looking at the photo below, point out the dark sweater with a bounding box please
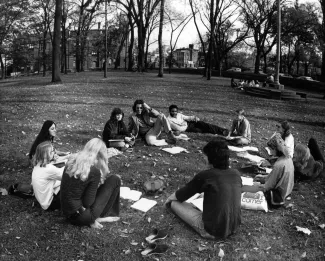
[175,168,242,239]
[102,119,130,147]
[60,166,101,216]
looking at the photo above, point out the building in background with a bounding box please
[174,44,198,68]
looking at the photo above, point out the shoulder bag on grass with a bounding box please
[8,183,34,199]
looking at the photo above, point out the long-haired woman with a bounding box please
[60,138,120,229]
[29,120,69,160]
[31,141,64,210]
[102,108,134,150]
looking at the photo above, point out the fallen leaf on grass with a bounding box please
[296,226,311,235]
[130,241,138,246]
[198,246,208,251]
[318,224,325,229]
[0,188,8,195]
[124,249,131,254]
[301,252,307,258]
[285,203,294,209]
[218,248,225,259]
[147,217,151,223]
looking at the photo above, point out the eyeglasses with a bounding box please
[276,125,281,128]
[136,107,143,110]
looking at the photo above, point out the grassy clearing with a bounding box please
[0,71,324,261]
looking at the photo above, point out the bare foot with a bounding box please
[90,220,103,229]
[96,217,120,223]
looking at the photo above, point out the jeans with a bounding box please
[186,121,228,136]
[170,201,215,239]
[308,138,324,162]
[145,114,172,146]
[69,175,121,226]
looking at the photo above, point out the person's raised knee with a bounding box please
[106,174,121,186]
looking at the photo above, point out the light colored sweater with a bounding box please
[167,113,196,132]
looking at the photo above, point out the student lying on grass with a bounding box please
[29,120,70,161]
[293,138,325,182]
[128,99,177,146]
[31,141,64,211]
[167,104,229,136]
[225,109,251,146]
[102,108,135,151]
[165,139,263,240]
[60,138,120,229]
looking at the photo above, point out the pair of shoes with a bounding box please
[145,228,168,243]
[141,229,169,256]
[141,243,168,256]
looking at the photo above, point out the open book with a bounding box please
[130,198,157,212]
[120,187,142,201]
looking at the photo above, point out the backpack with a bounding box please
[8,183,34,199]
[143,180,166,195]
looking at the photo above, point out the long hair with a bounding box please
[29,120,55,159]
[110,108,124,121]
[65,138,109,181]
[32,141,53,167]
[293,144,310,170]
[280,121,291,139]
[132,99,144,112]
[203,139,230,169]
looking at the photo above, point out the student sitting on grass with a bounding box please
[293,138,325,182]
[102,108,134,150]
[60,138,120,229]
[128,99,177,146]
[31,141,64,211]
[254,134,294,208]
[29,120,70,161]
[226,109,251,146]
[167,104,228,136]
[165,139,262,240]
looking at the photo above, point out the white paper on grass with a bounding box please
[177,134,190,141]
[296,226,312,235]
[241,176,254,186]
[186,193,204,212]
[130,198,157,212]
[120,187,142,201]
[237,151,266,164]
[228,146,259,152]
[162,146,189,154]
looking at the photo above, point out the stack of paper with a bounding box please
[228,146,259,152]
[120,187,142,201]
[162,146,189,154]
[241,176,254,186]
[131,198,157,212]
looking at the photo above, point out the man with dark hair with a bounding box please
[128,100,177,146]
[165,139,262,239]
[226,109,251,145]
[167,105,229,136]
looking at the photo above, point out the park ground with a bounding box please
[0,71,324,261]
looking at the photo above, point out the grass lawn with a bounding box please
[0,71,324,261]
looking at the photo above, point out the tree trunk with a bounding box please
[207,0,214,80]
[114,34,126,69]
[254,49,261,74]
[127,21,134,71]
[321,49,325,81]
[52,0,62,82]
[158,0,165,77]
[42,31,47,76]
[0,53,4,79]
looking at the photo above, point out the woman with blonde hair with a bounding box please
[293,138,325,181]
[60,138,121,229]
[31,141,64,210]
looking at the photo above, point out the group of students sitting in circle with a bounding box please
[28,99,324,240]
